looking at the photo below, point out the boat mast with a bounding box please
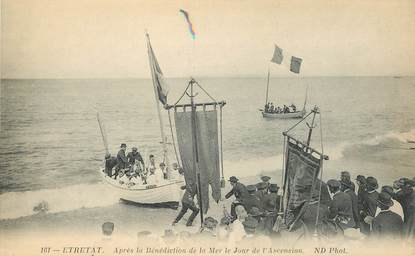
[265,66,270,106]
[302,85,308,111]
[146,33,169,167]
[189,78,204,227]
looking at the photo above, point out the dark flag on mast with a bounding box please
[146,34,168,105]
[290,56,303,74]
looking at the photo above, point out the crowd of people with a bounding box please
[104,143,183,187]
[171,172,415,243]
[264,102,297,114]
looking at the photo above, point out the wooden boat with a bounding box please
[96,33,184,209]
[260,68,308,119]
[261,108,306,119]
[98,168,184,209]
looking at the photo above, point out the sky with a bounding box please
[1,0,415,78]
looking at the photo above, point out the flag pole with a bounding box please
[189,78,204,228]
[265,65,270,106]
[146,33,170,168]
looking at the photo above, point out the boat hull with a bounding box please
[99,169,184,209]
[262,109,306,119]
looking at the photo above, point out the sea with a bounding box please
[0,76,414,241]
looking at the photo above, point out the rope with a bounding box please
[167,109,181,166]
[284,110,314,135]
[280,135,287,214]
[219,105,225,187]
[172,82,191,106]
[194,81,218,103]
[314,110,325,234]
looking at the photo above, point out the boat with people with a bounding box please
[96,33,185,209]
[259,44,307,119]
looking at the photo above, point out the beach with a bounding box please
[1,76,414,242]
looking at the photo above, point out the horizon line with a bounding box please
[1,74,414,80]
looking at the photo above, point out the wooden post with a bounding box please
[189,79,204,227]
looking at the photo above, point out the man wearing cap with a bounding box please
[372,192,404,239]
[104,153,118,177]
[393,178,415,239]
[127,147,144,170]
[197,217,219,242]
[261,176,271,192]
[241,216,272,247]
[241,185,262,213]
[359,176,379,235]
[327,179,355,230]
[225,176,249,219]
[116,143,129,173]
[255,182,268,201]
[172,184,199,227]
[341,181,360,229]
[225,176,249,201]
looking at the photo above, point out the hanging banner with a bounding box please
[285,140,321,211]
[174,110,221,213]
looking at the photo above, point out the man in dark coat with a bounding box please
[341,181,360,229]
[327,179,355,230]
[315,179,332,206]
[340,171,355,190]
[300,194,330,235]
[225,176,249,219]
[372,192,404,239]
[260,176,271,193]
[255,182,268,201]
[242,185,262,212]
[359,176,379,235]
[172,184,199,226]
[261,184,281,234]
[394,178,415,239]
[116,143,129,171]
[104,153,117,177]
[225,176,249,201]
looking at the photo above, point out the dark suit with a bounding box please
[261,193,281,212]
[359,190,379,235]
[104,156,117,176]
[127,151,144,165]
[116,149,129,170]
[301,201,329,234]
[372,210,404,239]
[329,191,355,229]
[345,188,360,228]
[174,187,199,226]
[225,182,249,200]
[395,189,415,239]
[242,194,262,212]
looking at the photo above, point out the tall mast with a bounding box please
[146,33,169,167]
[265,66,270,106]
[189,79,204,227]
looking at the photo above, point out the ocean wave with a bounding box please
[0,183,119,220]
[325,128,415,160]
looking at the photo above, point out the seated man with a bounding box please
[291,104,297,112]
[117,170,131,185]
[159,163,169,180]
[147,155,157,174]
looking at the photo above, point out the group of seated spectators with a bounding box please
[104,143,183,187]
[264,102,297,114]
